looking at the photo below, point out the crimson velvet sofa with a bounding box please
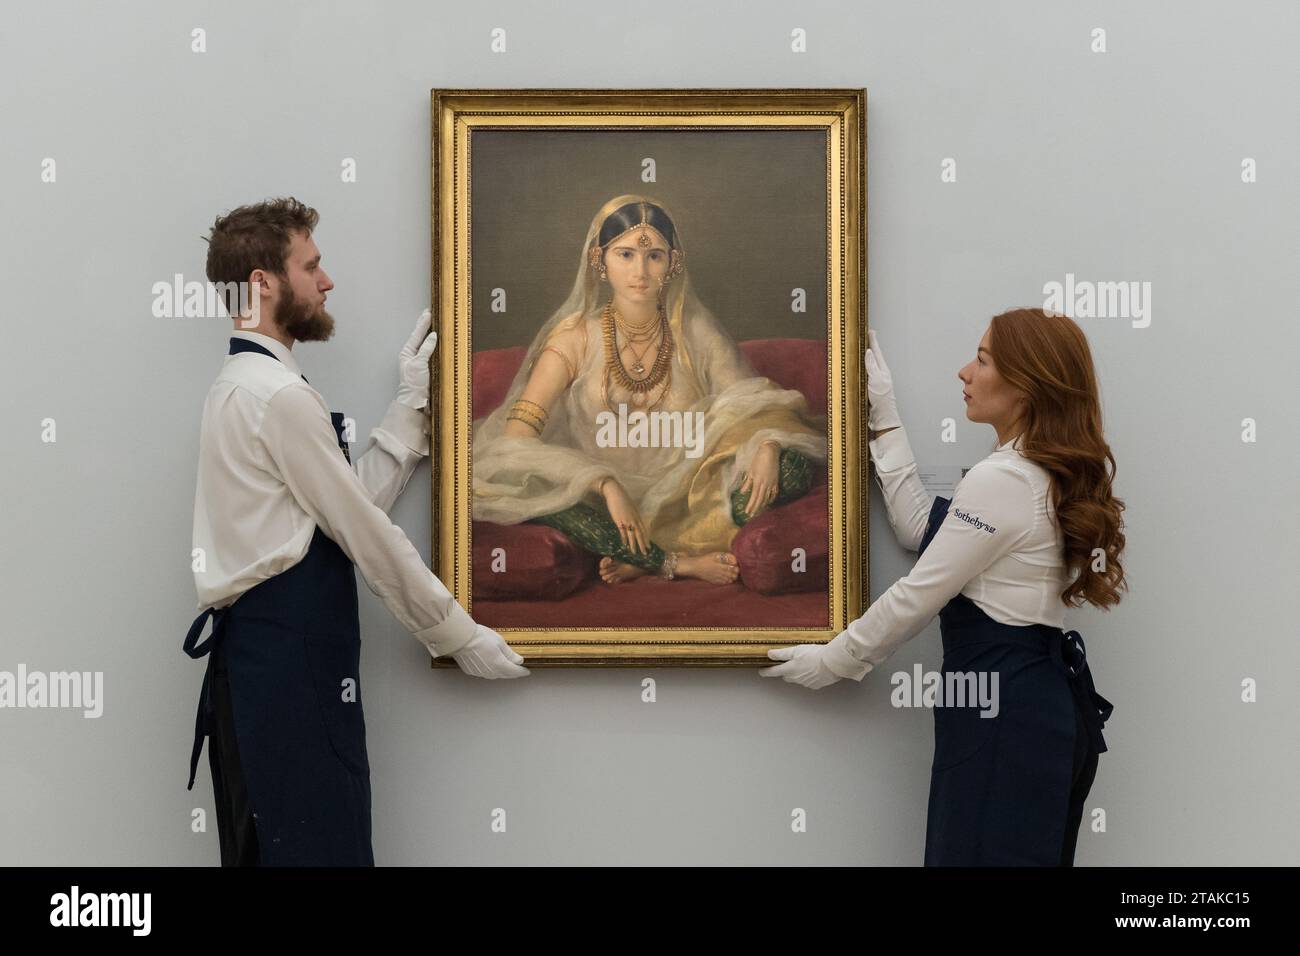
[469,337,830,628]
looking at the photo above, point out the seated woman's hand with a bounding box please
[601,478,651,555]
[738,441,781,517]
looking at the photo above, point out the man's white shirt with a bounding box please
[191,330,476,659]
[823,426,1072,680]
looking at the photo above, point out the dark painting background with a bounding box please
[469,128,829,352]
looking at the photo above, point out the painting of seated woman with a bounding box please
[470,194,830,628]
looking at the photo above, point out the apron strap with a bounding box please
[1051,628,1115,755]
[183,605,226,658]
[182,606,228,790]
[227,338,349,462]
[229,336,284,365]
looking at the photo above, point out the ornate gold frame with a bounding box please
[430,88,867,667]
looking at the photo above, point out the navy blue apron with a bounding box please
[917,495,1114,866]
[183,337,372,865]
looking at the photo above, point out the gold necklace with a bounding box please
[601,360,672,414]
[601,303,672,406]
[622,326,660,375]
[616,320,660,347]
[610,304,659,337]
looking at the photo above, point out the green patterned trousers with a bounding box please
[528,448,814,572]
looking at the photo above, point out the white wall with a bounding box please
[1,0,1296,865]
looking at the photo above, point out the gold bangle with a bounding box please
[506,410,545,435]
[507,411,546,430]
[508,400,548,427]
[508,405,546,424]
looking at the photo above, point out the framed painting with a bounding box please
[430,88,867,666]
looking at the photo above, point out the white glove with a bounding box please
[758,643,845,689]
[450,623,530,679]
[865,328,902,432]
[396,309,438,410]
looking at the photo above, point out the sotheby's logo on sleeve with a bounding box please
[953,508,996,534]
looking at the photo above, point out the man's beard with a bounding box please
[277,289,335,342]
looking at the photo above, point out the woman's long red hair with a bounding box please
[989,309,1128,610]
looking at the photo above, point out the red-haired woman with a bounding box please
[762,309,1126,866]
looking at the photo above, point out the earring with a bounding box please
[665,249,684,281]
[656,250,683,288]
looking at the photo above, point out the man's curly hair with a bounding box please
[204,196,319,288]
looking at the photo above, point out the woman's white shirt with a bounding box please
[822,426,1071,680]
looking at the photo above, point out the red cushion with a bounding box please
[473,346,529,420]
[472,520,595,601]
[739,338,826,411]
[730,463,829,595]
[469,336,828,601]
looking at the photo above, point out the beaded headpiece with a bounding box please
[588,203,685,280]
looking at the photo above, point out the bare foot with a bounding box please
[674,551,740,585]
[599,555,650,584]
